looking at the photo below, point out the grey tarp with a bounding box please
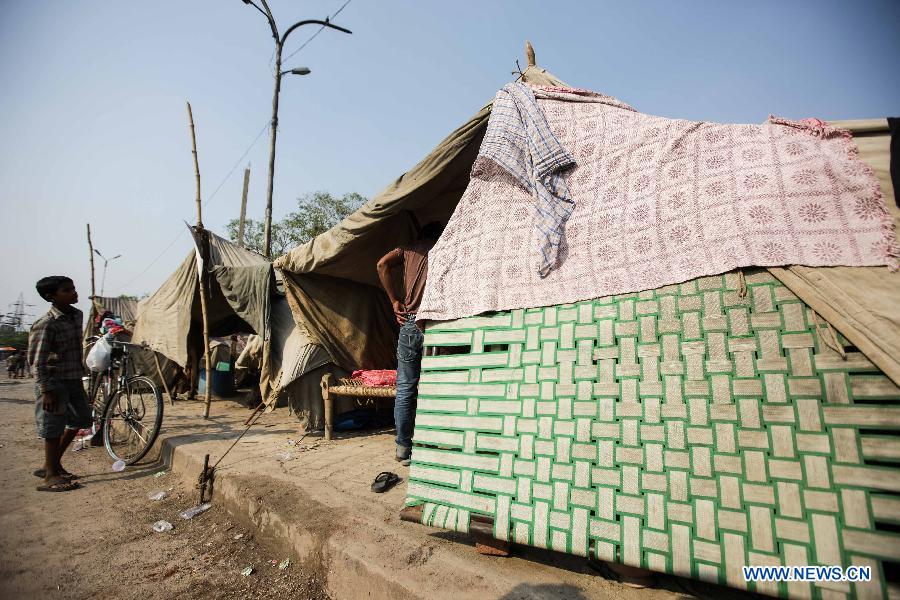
[274,65,567,371]
[129,348,181,391]
[276,70,899,386]
[283,362,355,432]
[212,264,272,338]
[132,229,269,369]
[235,300,344,430]
[134,228,340,407]
[267,297,331,390]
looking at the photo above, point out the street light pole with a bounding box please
[94,249,122,297]
[241,0,351,258]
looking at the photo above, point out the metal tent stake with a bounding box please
[198,453,213,504]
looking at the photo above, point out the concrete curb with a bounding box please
[150,413,664,600]
[157,432,424,599]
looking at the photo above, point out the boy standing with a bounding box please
[29,276,92,492]
[376,222,444,467]
[7,351,19,379]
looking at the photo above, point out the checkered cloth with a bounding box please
[474,82,576,277]
[28,306,85,393]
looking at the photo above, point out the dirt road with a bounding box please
[0,378,327,599]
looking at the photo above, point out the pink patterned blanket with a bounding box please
[350,369,396,387]
[418,85,898,323]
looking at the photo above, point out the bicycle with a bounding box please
[85,336,164,464]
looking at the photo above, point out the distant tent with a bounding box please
[82,295,139,345]
[132,227,338,408]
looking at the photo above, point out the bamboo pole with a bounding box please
[237,166,250,248]
[153,351,175,406]
[87,223,96,298]
[186,101,213,419]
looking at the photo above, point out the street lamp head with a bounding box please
[289,67,311,76]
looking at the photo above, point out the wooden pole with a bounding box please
[86,223,96,298]
[237,165,250,248]
[153,351,175,406]
[188,102,204,229]
[187,101,213,419]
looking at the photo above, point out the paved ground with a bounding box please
[0,378,328,600]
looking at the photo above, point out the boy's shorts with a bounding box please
[34,379,93,439]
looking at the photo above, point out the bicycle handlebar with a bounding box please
[108,340,149,350]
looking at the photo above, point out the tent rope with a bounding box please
[811,310,847,360]
[210,405,267,471]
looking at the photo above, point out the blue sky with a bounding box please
[1,0,898,325]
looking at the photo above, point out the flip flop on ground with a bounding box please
[36,478,80,493]
[371,471,400,493]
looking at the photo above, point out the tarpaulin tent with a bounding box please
[86,295,138,328]
[82,295,138,345]
[132,227,337,409]
[275,58,900,390]
[273,63,568,373]
[270,43,896,596]
[234,304,350,431]
[387,70,899,596]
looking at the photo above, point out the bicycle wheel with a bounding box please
[88,372,109,411]
[87,373,108,438]
[102,375,163,464]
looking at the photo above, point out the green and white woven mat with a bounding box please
[404,271,900,598]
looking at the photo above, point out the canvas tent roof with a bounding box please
[132,228,331,403]
[274,64,567,372]
[132,228,272,369]
[275,61,900,386]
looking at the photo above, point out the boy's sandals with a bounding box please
[33,468,79,480]
[36,478,80,493]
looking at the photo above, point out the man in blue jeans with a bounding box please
[377,222,444,466]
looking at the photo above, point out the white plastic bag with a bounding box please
[86,336,112,372]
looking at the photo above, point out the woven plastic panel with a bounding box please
[405,271,900,598]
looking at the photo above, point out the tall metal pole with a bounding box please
[243,0,351,258]
[186,101,213,420]
[262,50,282,258]
[238,165,251,247]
